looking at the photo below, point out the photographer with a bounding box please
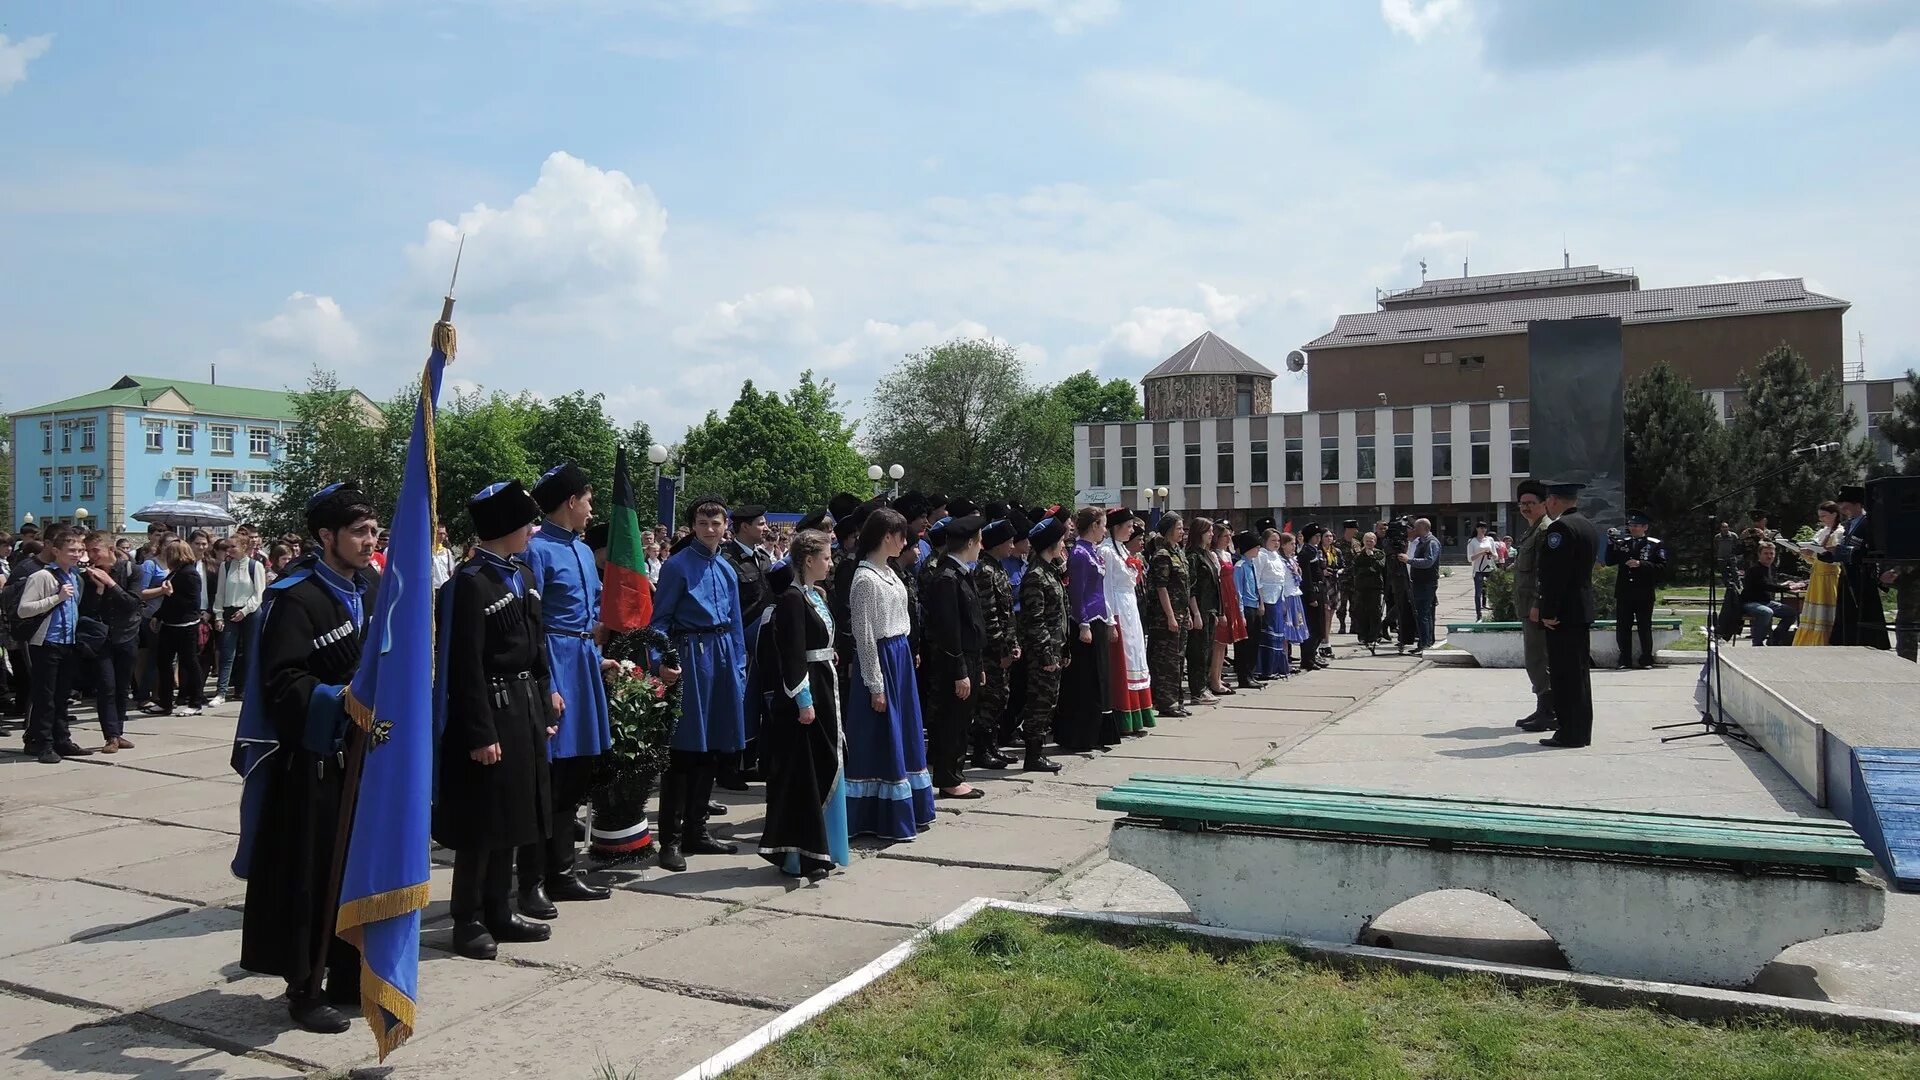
[1382,517,1415,652]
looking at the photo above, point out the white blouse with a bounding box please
[849,560,912,694]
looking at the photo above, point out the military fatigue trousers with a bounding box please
[975,659,1013,751]
[1022,660,1061,740]
[1148,628,1185,713]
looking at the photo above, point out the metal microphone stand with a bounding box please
[1656,455,1822,746]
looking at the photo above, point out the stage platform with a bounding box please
[1712,649,1920,889]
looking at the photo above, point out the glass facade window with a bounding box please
[1356,435,1376,480]
[1321,435,1340,481]
[1153,444,1170,487]
[60,423,72,452]
[1510,427,1530,474]
[176,468,196,498]
[211,425,236,454]
[80,469,97,499]
[1393,433,1414,478]
[249,427,273,456]
[1284,437,1303,483]
[40,469,52,499]
[1236,389,1253,416]
[1870,413,1894,463]
[1250,440,1268,483]
[1089,455,1107,487]
[59,468,73,500]
[41,422,52,453]
[145,420,164,451]
[1184,442,1202,485]
[1432,431,1452,476]
[1471,429,1491,476]
[210,470,235,492]
[175,422,195,453]
[1121,445,1138,488]
[1218,446,1235,484]
[79,419,96,451]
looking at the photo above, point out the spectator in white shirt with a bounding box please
[1467,521,1500,620]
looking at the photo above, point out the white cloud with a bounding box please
[255,292,364,363]
[0,33,53,94]
[408,151,668,308]
[1090,283,1258,362]
[1379,0,1468,41]
[860,0,1119,33]
[672,285,817,352]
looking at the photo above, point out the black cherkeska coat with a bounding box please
[758,582,842,876]
[432,555,554,852]
[239,561,377,988]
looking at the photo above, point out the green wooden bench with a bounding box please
[1098,774,1883,987]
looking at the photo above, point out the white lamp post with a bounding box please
[1138,487,1153,509]
[867,463,884,495]
[887,463,905,498]
[1155,485,1169,507]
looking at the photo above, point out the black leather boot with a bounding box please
[485,912,552,943]
[545,873,610,902]
[1023,740,1062,773]
[288,993,351,1034]
[682,761,738,856]
[515,843,557,919]
[452,920,498,960]
[656,766,687,872]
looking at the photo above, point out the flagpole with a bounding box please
[307,250,461,1009]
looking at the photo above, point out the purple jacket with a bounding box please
[1067,539,1109,628]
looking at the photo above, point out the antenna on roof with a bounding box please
[1462,242,1470,279]
[1562,235,1570,270]
[210,363,216,386]
[1418,259,1427,282]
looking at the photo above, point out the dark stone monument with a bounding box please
[1527,317,1626,530]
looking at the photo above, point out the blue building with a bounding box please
[7,375,375,533]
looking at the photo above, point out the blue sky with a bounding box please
[3,0,1917,439]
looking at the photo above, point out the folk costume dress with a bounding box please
[758,578,850,877]
[844,561,936,839]
[1214,549,1248,646]
[1277,555,1311,645]
[1793,526,1841,647]
[1252,545,1290,677]
[1058,538,1115,751]
[1102,537,1154,734]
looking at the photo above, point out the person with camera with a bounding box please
[1605,511,1667,669]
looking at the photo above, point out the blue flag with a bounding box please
[335,333,448,1060]
[657,473,677,534]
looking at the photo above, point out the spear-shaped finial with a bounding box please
[433,234,464,359]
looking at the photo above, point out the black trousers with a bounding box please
[155,623,205,711]
[1545,625,1593,746]
[26,642,77,750]
[94,639,136,741]
[925,670,975,788]
[451,846,516,925]
[1300,600,1325,670]
[519,754,597,888]
[1233,607,1260,686]
[1186,614,1216,695]
[1615,589,1656,666]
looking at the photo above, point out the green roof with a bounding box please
[12,375,307,422]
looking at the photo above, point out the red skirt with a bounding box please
[1215,557,1248,643]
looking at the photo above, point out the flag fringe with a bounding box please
[340,923,422,1062]
[336,881,430,932]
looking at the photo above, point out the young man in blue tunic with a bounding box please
[516,462,613,917]
[648,495,748,872]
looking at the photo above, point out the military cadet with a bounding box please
[518,463,613,916]
[1512,481,1557,732]
[1017,515,1068,772]
[1533,481,1601,749]
[1605,510,1667,670]
[971,517,1021,765]
[1298,523,1329,670]
[922,514,991,795]
[1145,514,1191,717]
[235,483,378,1034]
[720,504,773,788]
[1336,520,1361,635]
[436,481,554,961]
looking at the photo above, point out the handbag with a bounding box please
[73,615,110,658]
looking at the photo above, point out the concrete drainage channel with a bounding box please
[678,898,1920,1078]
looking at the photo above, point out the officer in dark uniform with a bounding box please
[1534,481,1601,749]
[1604,510,1667,670]
[720,505,773,787]
[436,481,554,961]
[1336,520,1361,635]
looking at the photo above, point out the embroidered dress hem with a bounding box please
[844,634,938,841]
[1108,634,1155,732]
[1277,595,1311,643]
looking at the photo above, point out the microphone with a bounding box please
[1791,442,1841,455]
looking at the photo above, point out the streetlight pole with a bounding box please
[888,463,904,500]
[867,464,884,498]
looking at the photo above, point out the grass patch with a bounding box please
[729,909,1920,1080]
[1672,613,1709,652]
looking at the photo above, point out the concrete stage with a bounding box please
[1710,648,1920,888]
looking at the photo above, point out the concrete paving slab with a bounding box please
[0,759,191,811]
[423,889,725,970]
[608,846,807,907]
[2,906,244,1011]
[759,858,1049,927]
[81,732,236,759]
[0,876,191,959]
[958,789,1124,823]
[56,777,236,825]
[145,947,555,1071]
[0,990,105,1055]
[875,813,1106,873]
[611,908,911,1006]
[387,975,771,1080]
[136,805,242,836]
[111,745,235,781]
[84,841,247,907]
[3,821,234,882]
[1043,752,1243,789]
[5,1018,301,1080]
[0,805,121,851]
[1033,857,1192,921]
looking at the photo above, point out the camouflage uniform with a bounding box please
[1145,538,1191,713]
[973,557,1018,749]
[1017,556,1069,740]
[1336,539,1361,633]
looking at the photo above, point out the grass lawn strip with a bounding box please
[728,908,1920,1080]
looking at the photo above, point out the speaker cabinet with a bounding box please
[1867,476,1920,561]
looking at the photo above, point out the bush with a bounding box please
[1480,565,1615,623]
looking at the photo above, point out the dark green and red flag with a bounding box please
[601,446,654,631]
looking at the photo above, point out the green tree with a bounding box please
[434,389,538,539]
[681,381,826,512]
[614,419,662,526]
[994,388,1077,506]
[1878,370,1920,476]
[785,370,873,503]
[1624,362,1730,580]
[867,338,1033,501]
[522,391,619,490]
[1050,371,1143,424]
[1727,344,1874,535]
[261,368,402,537]
[0,396,12,525]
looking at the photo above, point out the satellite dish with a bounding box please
[1285,350,1306,373]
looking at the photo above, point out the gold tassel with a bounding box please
[431,320,457,360]
[336,882,431,935]
[344,688,375,731]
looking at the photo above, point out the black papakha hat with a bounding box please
[533,462,591,513]
[468,481,541,542]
